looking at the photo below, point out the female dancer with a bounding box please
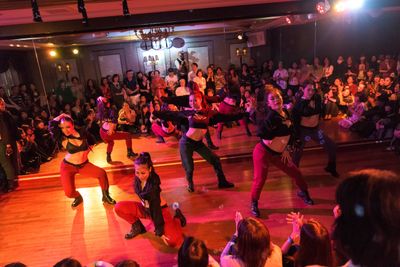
[153,92,242,192]
[49,113,116,207]
[216,84,252,139]
[115,152,186,247]
[292,83,339,177]
[96,96,137,163]
[251,88,313,218]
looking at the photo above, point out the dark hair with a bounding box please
[112,74,120,82]
[178,236,209,267]
[296,219,334,267]
[126,69,134,74]
[192,62,198,67]
[4,263,27,267]
[101,77,109,86]
[333,169,400,267]
[71,76,79,82]
[134,152,153,169]
[236,217,271,267]
[196,69,203,76]
[115,259,140,267]
[53,257,82,267]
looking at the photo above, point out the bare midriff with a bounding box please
[186,128,207,141]
[262,135,290,153]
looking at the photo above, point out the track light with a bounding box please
[237,33,247,41]
[122,0,130,16]
[77,0,89,24]
[285,16,292,24]
[31,0,42,22]
[316,0,331,14]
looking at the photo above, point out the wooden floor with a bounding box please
[1,120,397,267]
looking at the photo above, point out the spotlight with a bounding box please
[49,50,57,57]
[72,48,79,55]
[334,0,364,12]
[9,44,14,47]
[77,0,89,24]
[348,0,364,10]
[122,0,130,16]
[285,16,292,24]
[334,1,346,12]
[31,0,43,22]
[316,0,330,14]
[236,33,247,41]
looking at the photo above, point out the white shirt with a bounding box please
[175,86,190,96]
[273,69,288,90]
[194,76,206,94]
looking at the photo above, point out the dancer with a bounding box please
[153,92,241,192]
[216,84,252,139]
[49,113,116,207]
[292,83,339,177]
[161,82,219,150]
[115,152,186,247]
[251,88,313,218]
[96,97,137,163]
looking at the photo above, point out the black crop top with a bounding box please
[65,136,89,154]
[153,109,244,130]
[257,109,293,140]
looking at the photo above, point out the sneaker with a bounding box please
[218,180,235,189]
[324,166,340,178]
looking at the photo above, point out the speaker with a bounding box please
[247,31,266,47]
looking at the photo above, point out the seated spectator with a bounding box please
[85,108,101,143]
[117,102,138,134]
[339,93,367,129]
[19,126,41,173]
[178,236,220,267]
[33,118,56,161]
[221,212,282,267]
[115,260,140,267]
[138,104,151,135]
[333,169,400,267]
[54,257,82,267]
[281,212,334,267]
[324,85,340,120]
[338,86,354,114]
[175,79,190,96]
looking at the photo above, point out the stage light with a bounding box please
[49,50,57,57]
[237,33,244,40]
[285,16,292,24]
[31,0,43,22]
[348,0,364,10]
[122,0,130,16]
[16,44,21,47]
[9,44,14,47]
[334,1,346,12]
[72,48,79,55]
[316,0,331,14]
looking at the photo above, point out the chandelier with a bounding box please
[134,27,174,50]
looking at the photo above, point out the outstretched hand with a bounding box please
[286,212,304,239]
[160,235,170,246]
[234,211,243,236]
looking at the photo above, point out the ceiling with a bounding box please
[0,0,295,26]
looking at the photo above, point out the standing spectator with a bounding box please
[288,61,300,95]
[85,79,100,102]
[138,72,151,101]
[194,69,207,94]
[100,77,112,100]
[165,68,178,96]
[311,57,324,83]
[124,69,140,106]
[110,74,125,110]
[175,51,189,81]
[0,98,20,191]
[345,56,357,78]
[214,67,226,93]
[188,63,199,82]
[55,80,74,106]
[273,61,289,90]
[151,70,167,101]
[334,55,346,80]
[206,66,216,94]
[70,76,85,102]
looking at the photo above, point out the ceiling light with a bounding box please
[285,16,292,24]
[348,0,364,10]
[72,48,79,55]
[49,50,57,57]
[334,1,346,12]
[23,45,28,48]
[236,33,247,41]
[9,44,14,47]
[316,0,331,14]
[16,44,21,47]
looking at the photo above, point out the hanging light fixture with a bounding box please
[77,0,89,24]
[31,0,43,22]
[134,27,174,50]
[122,0,130,16]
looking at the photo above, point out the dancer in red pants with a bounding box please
[250,88,313,218]
[96,97,137,163]
[115,152,186,247]
[49,113,116,207]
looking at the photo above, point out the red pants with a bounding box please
[60,160,109,198]
[151,123,174,138]
[100,128,132,153]
[217,101,248,134]
[115,201,183,247]
[251,142,308,201]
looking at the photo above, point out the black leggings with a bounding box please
[179,136,226,185]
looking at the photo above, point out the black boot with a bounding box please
[102,190,116,205]
[125,220,146,239]
[218,177,235,189]
[297,190,314,205]
[246,127,252,137]
[127,148,138,158]
[324,162,339,177]
[187,181,195,193]
[174,207,187,227]
[251,200,260,218]
[156,136,166,143]
[71,194,83,207]
[208,143,219,150]
[106,152,112,163]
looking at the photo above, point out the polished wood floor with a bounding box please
[1,120,397,267]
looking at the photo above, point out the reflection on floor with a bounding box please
[1,135,398,266]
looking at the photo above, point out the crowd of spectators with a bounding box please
[1,53,400,182]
